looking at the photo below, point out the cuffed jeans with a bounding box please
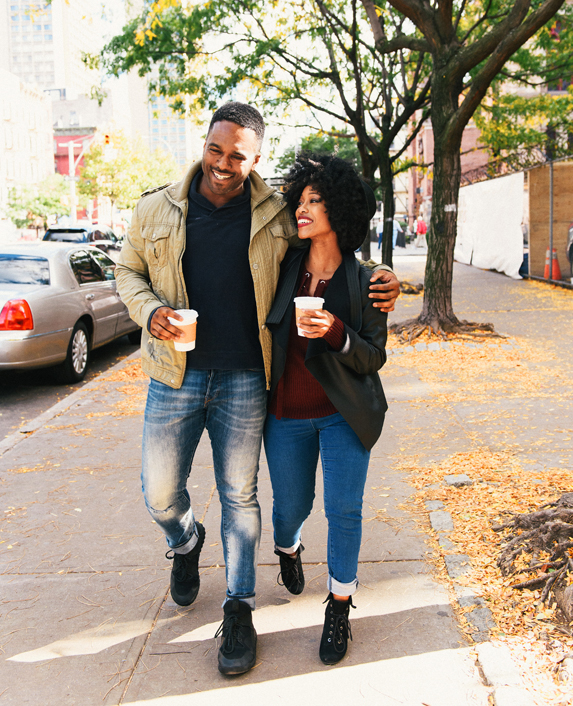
[142,369,266,607]
[263,412,370,596]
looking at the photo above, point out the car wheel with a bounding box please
[56,321,90,384]
[127,328,142,345]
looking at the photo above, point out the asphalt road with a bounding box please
[0,335,140,440]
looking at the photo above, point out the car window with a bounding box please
[91,230,105,241]
[89,249,116,280]
[69,250,104,284]
[0,255,50,285]
[45,230,88,243]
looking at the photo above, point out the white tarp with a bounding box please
[455,171,524,279]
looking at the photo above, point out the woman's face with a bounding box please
[295,185,335,241]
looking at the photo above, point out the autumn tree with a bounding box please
[7,174,71,232]
[79,131,180,227]
[475,8,573,171]
[363,0,567,339]
[99,0,431,267]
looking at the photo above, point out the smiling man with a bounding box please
[115,102,399,676]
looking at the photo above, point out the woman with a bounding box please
[263,154,388,665]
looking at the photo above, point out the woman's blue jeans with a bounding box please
[142,369,266,607]
[263,412,370,596]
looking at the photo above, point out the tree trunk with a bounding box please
[356,142,379,263]
[379,153,395,269]
[360,228,372,261]
[418,140,462,330]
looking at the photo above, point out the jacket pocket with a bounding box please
[270,224,290,239]
[141,225,173,271]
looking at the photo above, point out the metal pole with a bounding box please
[68,141,77,226]
[549,160,554,280]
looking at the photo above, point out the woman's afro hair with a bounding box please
[283,153,373,252]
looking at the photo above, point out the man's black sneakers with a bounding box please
[215,599,257,675]
[275,543,305,595]
[165,522,206,606]
[319,593,355,665]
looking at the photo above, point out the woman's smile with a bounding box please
[295,186,336,240]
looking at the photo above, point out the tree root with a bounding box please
[494,494,573,618]
[389,316,507,345]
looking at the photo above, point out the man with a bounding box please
[376,217,403,250]
[115,102,400,676]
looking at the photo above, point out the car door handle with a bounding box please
[85,293,95,301]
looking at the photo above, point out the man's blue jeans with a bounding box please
[263,412,370,596]
[142,369,266,607]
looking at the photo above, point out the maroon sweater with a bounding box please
[268,269,346,419]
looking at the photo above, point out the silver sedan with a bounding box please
[0,242,140,383]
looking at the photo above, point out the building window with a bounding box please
[45,34,52,40]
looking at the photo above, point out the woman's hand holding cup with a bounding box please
[296,308,335,338]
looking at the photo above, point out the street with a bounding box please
[0,335,140,440]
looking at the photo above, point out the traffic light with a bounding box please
[104,134,110,145]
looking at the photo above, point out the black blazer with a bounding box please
[266,247,388,451]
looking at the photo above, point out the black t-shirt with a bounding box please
[181,172,264,370]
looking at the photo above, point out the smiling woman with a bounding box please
[263,153,388,666]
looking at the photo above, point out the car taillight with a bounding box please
[0,299,34,331]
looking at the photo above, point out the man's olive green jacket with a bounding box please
[115,160,390,389]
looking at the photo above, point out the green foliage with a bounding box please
[275,132,361,173]
[475,90,573,168]
[79,131,181,210]
[99,0,431,187]
[7,174,70,229]
[475,4,573,168]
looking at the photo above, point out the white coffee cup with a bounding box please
[294,296,324,337]
[167,309,198,351]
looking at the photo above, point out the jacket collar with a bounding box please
[267,248,362,332]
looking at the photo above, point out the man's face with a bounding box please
[200,120,261,205]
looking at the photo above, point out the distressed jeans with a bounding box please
[263,412,370,596]
[142,369,266,607]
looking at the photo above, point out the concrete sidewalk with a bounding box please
[1,259,572,705]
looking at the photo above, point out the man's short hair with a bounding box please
[208,102,265,148]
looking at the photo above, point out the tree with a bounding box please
[274,131,361,173]
[363,0,567,339]
[475,90,573,171]
[99,0,431,267]
[7,174,70,232]
[79,131,180,227]
[474,9,573,170]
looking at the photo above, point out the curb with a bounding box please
[424,493,535,701]
[424,475,496,643]
[476,643,536,706]
[0,350,142,458]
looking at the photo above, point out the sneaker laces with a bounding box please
[165,550,192,582]
[214,613,244,655]
[277,556,303,587]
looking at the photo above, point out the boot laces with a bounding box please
[324,596,355,653]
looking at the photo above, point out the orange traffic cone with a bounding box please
[544,248,562,280]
